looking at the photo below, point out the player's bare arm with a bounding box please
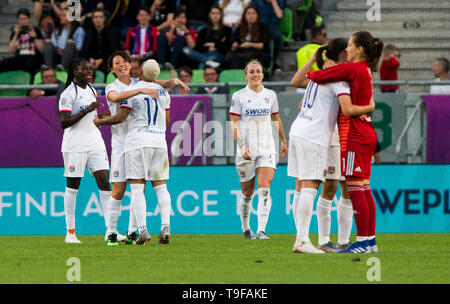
[291,55,315,89]
[338,95,375,116]
[230,114,251,160]
[60,101,103,129]
[271,113,287,158]
[94,108,131,128]
[156,78,190,92]
[107,88,159,103]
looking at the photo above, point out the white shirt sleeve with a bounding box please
[229,92,241,116]
[271,91,279,114]
[58,88,74,112]
[165,91,171,110]
[329,81,351,98]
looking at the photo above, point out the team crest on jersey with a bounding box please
[69,165,76,172]
[240,171,245,178]
[323,169,328,177]
[247,99,252,103]
[264,97,270,103]
[113,171,119,177]
[328,166,335,174]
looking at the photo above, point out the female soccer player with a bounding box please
[59,58,111,243]
[307,31,384,253]
[289,38,375,253]
[230,59,287,240]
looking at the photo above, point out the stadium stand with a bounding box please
[33,70,68,84]
[0,70,31,96]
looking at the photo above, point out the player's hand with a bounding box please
[241,145,252,160]
[86,101,103,113]
[170,78,190,92]
[93,115,101,128]
[323,59,337,69]
[98,110,111,119]
[140,88,159,99]
[280,141,287,158]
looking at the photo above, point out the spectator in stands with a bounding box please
[295,24,326,71]
[130,57,142,79]
[28,66,65,99]
[196,66,229,94]
[43,7,86,70]
[180,0,214,31]
[380,44,400,93]
[79,1,108,27]
[225,5,271,69]
[81,8,117,75]
[149,0,177,31]
[32,0,63,23]
[157,9,198,69]
[219,0,250,29]
[171,65,194,94]
[0,8,44,73]
[430,57,450,94]
[182,5,232,69]
[123,7,159,63]
[38,15,56,40]
[252,0,285,72]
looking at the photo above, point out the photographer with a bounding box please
[0,8,44,73]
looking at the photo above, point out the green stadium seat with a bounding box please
[94,70,105,83]
[33,70,68,84]
[0,70,32,97]
[158,70,172,81]
[192,69,205,83]
[106,72,116,84]
[219,69,246,94]
[281,8,293,44]
[264,39,275,76]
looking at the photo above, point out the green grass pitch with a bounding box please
[0,233,448,284]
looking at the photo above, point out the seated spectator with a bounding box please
[79,1,108,28]
[32,0,63,23]
[28,66,65,99]
[157,9,198,69]
[225,5,271,69]
[182,5,232,69]
[296,24,326,71]
[130,57,143,79]
[123,7,159,64]
[180,0,214,31]
[430,57,450,94]
[252,0,284,72]
[171,65,194,94]
[38,15,56,40]
[150,0,177,31]
[81,8,118,74]
[380,44,401,93]
[43,7,86,70]
[219,0,250,29]
[196,66,229,94]
[0,8,44,73]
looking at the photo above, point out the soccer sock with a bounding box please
[364,183,377,238]
[64,187,78,233]
[295,188,317,243]
[292,191,301,228]
[337,196,353,245]
[347,183,369,240]
[128,207,138,235]
[154,184,171,229]
[317,196,332,245]
[257,187,272,233]
[107,197,121,235]
[239,192,253,232]
[130,184,147,234]
[99,190,111,229]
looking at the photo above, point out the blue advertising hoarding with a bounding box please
[0,165,449,235]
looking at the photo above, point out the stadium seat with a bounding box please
[33,70,68,84]
[158,70,172,81]
[295,0,312,41]
[106,72,116,84]
[264,40,275,76]
[281,8,293,44]
[192,69,205,83]
[0,70,32,97]
[94,70,105,83]
[219,69,246,94]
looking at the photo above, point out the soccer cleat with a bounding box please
[124,232,138,245]
[107,233,119,246]
[318,241,339,253]
[337,242,352,251]
[158,226,171,244]
[368,238,378,253]
[338,240,369,253]
[65,233,82,244]
[116,233,126,242]
[136,230,152,245]
[243,229,256,240]
[256,231,270,240]
[293,241,325,254]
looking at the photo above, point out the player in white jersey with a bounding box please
[95,52,188,245]
[230,60,287,240]
[59,58,111,244]
[289,38,375,253]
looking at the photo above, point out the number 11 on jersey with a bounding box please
[144,97,158,126]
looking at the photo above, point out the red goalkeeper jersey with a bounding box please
[307,61,377,155]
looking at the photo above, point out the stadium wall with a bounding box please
[0,165,449,235]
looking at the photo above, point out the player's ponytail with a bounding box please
[352,31,384,72]
[315,45,328,69]
[315,38,348,69]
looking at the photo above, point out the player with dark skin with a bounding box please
[59,59,110,192]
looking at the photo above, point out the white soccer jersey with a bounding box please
[105,78,139,148]
[229,85,279,157]
[59,83,106,153]
[289,80,350,147]
[124,81,171,152]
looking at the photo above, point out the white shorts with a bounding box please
[125,147,169,181]
[235,154,277,183]
[287,136,328,182]
[63,150,109,178]
[326,146,342,180]
[109,147,126,183]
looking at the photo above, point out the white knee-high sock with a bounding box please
[337,196,353,245]
[64,187,78,232]
[295,188,317,243]
[130,184,147,233]
[239,192,253,231]
[107,197,121,235]
[292,191,301,228]
[257,187,272,233]
[154,184,171,229]
[317,197,332,245]
[99,190,111,229]
[128,200,138,234]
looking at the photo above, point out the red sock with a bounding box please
[346,182,369,237]
[68,229,75,234]
[364,184,376,236]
